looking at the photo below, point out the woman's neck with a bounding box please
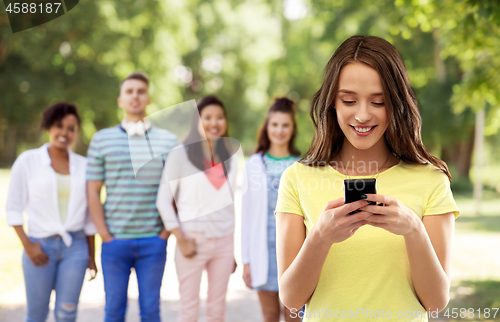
[48,144,69,161]
[336,140,397,176]
[268,143,290,158]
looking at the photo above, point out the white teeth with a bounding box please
[354,126,373,133]
[58,137,67,142]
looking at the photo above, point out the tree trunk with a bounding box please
[441,128,475,178]
[1,126,18,166]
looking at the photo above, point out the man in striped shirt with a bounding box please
[87,72,177,322]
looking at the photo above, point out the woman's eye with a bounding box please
[372,102,384,107]
[342,100,355,105]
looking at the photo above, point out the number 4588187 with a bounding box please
[443,308,498,319]
[6,2,62,14]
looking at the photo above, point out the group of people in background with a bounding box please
[6,69,298,322]
[6,35,459,322]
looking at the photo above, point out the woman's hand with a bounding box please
[88,257,98,281]
[100,232,114,243]
[312,198,371,246]
[242,263,252,289]
[159,228,170,241]
[178,237,197,258]
[25,241,50,267]
[360,194,420,236]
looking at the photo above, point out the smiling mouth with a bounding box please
[57,137,67,143]
[351,125,376,133]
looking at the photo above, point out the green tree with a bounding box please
[0,0,196,164]
[2,0,497,184]
[397,0,500,179]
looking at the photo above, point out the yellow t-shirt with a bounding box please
[56,172,71,224]
[276,160,459,322]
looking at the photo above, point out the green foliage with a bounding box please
[397,0,500,132]
[447,280,500,319]
[0,0,195,160]
[1,0,499,174]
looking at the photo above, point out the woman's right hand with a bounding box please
[242,264,252,289]
[25,241,50,267]
[100,232,114,243]
[178,237,197,258]
[312,198,372,246]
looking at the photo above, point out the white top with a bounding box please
[6,143,97,246]
[56,173,72,224]
[241,153,270,288]
[156,144,241,238]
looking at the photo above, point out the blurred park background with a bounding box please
[1,0,500,321]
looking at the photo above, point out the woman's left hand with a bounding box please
[88,257,98,281]
[360,194,421,236]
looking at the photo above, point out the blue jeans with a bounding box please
[255,172,280,292]
[101,236,167,322]
[22,230,89,322]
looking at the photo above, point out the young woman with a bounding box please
[6,102,97,322]
[275,36,459,322]
[156,95,239,322]
[241,98,301,322]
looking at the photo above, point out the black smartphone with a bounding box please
[344,178,377,214]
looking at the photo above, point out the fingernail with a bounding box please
[361,194,367,199]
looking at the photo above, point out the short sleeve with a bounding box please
[275,164,303,217]
[86,134,105,181]
[424,170,460,219]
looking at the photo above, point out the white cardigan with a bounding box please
[156,144,241,238]
[241,153,270,288]
[6,143,96,247]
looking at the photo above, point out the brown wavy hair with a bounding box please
[255,97,301,157]
[301,35,451,181]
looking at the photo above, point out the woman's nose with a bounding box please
[354,104,371,123]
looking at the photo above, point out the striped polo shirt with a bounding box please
[86,125,178,239]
